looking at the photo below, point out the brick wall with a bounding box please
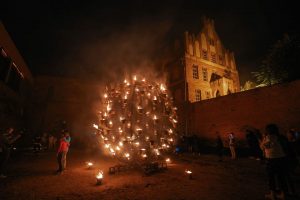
[188,80,300,145]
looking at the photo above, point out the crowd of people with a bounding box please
[1,123,299,199]
[175,124,299,199]
[0,125,72,178]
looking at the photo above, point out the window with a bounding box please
[209,38,215,46]
[206,91,210,99]
[219,55,223,65]
[202,68,208,81]
[202,50,208,60]
[195,89,201,101]
[192,65,199,79]
[211,53,216,63]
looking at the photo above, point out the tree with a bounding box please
[252,34,300,86]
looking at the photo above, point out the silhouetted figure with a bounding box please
[0,128,21,178]
[228,133,236,159]
[216,132,224,162]
[246,130,263,160]
[33,134,42,153]
[261,124,294,199]
[192,134,200,155]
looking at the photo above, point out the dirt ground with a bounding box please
[0,150,299,200]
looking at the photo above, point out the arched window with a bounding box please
[216,90,220,97]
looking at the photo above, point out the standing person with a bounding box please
[216,132,224,162]
[246,130,263,160]
[48,134,54,150]
[56,133,70,174]
[41,132,48,149]
[0,128,21,178]
[228,132,236,159]
[260,124,291,200]
[63,132,71,170]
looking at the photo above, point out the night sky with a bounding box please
[1,0,298,84]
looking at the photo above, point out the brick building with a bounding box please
[166,17,240,103]
[165,17,240,134]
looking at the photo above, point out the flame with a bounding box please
[165,158,171,163]
[107,104,111,112]
[154,149,160,155]
[104,93,108,98]
[160,84,166,92]
[93,124,99,129]
[110,148,115,154]
[119,141,123,147]
[142,154,147,158]
[133,75,137,81]
[185,170,192,174]
[125,153,130,158]
[87,162,93,166]
[153,115,158,120]
[96,170,104,179]
[118,127,123,133]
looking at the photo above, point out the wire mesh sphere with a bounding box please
[93,75,178,164]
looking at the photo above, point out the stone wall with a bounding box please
[188,80,300,145]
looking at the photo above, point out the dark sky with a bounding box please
[1,0,298,84]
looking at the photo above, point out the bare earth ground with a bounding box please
[0,150,299,200]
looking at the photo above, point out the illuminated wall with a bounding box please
[188,80,300,145]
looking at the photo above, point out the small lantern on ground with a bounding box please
[86,162,93,169]
[185,169,193,179]
[96,170,104,185]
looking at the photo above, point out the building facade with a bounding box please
[167,17,240,104]
[0,21,33,128]
[165,17,240,135]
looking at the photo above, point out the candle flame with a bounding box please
[93,124,99,129]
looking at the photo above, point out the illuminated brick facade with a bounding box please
[167,17,240,104]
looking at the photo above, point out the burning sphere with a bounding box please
[93,74,178,164]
